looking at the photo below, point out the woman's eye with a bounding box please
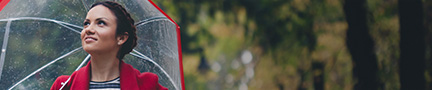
[98,21,106,25]
[83,22,90,26]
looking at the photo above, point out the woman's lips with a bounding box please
[84,37,97,42]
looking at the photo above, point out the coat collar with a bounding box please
[70,60,140,90]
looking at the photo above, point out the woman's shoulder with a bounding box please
[54,75,71,81]
[53,75,71,83]
[137,72,159,83]
[137,72,168,90]
[121,62,167,90]
[138,72,159,80]
[50,75,70,90]
[50,65,90,90]
[121,62,158,83]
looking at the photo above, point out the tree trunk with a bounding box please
[343,0,378,89]
[398,0,425,89]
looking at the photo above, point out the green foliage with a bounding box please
[154,0,421,89]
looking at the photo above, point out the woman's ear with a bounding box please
[117,32,129,45]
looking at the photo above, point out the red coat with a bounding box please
[50,61,168,90]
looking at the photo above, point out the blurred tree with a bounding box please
[344,0,379,89]
[312,62,323,90]
[398,0,425,89]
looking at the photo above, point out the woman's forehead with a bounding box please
[86,5,116,21]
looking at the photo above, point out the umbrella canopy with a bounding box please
[0,0,183,90]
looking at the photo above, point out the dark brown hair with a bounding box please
[90,1,137,60]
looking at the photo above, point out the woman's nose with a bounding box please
[83,26,95,35]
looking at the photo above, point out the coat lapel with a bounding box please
[68,61,140,90]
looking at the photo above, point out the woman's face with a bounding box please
[81,5,119,54]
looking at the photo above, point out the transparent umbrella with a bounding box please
[0,0,183,90]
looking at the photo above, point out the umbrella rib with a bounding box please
[132,49,152,60]
[58,21,83,30]
[134,16,172,26]
[76,54,91,71]
[130,52,179,90]
[56,22,81,34]
[81,0,89,11]
[0,20,12,81]
[8,47,83,90]
[0,17,83,34]
[53,22,80,34]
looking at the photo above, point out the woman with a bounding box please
[50,1,167,90]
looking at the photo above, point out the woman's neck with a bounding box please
[90,53,120,82]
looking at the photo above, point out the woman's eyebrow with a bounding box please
[96,17,109,21]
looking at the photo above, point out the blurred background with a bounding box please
[153,0,432,90]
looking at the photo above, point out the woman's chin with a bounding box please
[83,46,98,53]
